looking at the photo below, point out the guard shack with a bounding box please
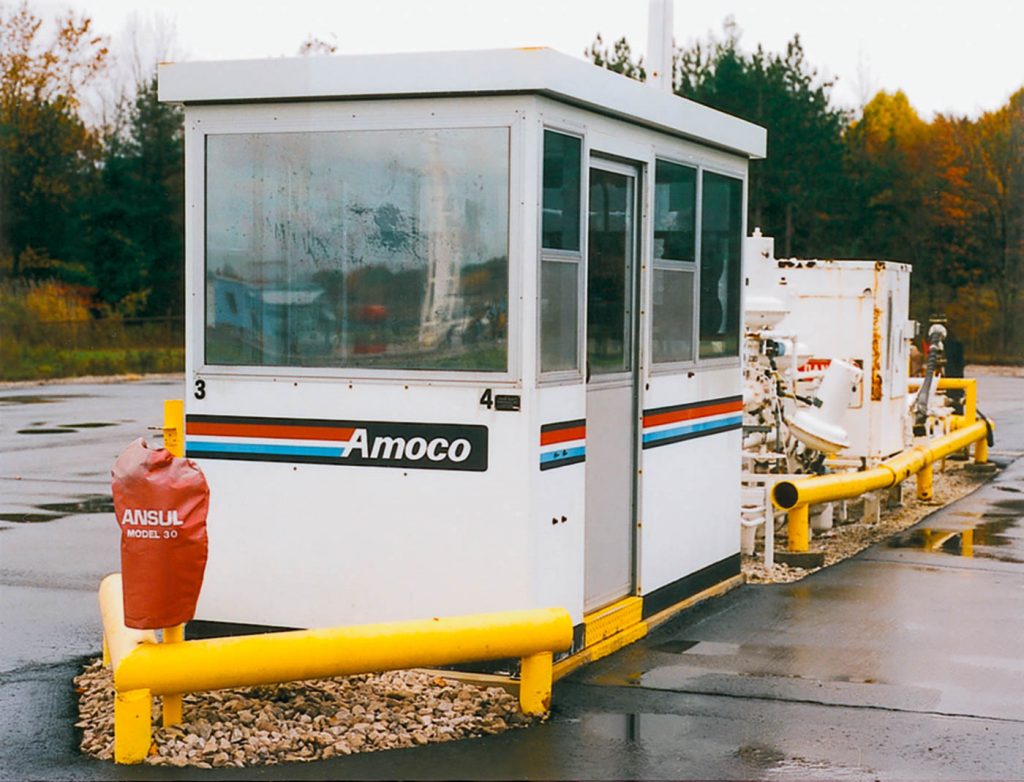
[159,49,766,656]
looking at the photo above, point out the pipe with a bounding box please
[913,324,946,431]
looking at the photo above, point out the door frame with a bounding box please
[583,153,645,609]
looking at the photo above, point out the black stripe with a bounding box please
[539,454,586,471]
[641,553,741,619]
[643,394,743,418]
[186,413,476,430]
[641,421,742,450]
[186,450,483,472]
[540,418,586,433]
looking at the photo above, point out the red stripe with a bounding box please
[186,422,355,441]
[540,425,586,446]
[643,400,742,429]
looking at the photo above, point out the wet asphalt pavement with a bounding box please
[1,371,1023,780]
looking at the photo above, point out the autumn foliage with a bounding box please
[590,28,1023,360]
[0,6,1021,379]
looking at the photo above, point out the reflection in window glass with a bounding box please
[542,131,581,251]
[587,168,634,374]
[540,261,578,372]
[205,128,509,371]
[654,160,696,261]
[699,172,743,359]
[652,268,694,363]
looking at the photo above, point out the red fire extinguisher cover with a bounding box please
[111,438,209,629]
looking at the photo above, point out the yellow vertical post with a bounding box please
[519,651,554,715]
[161,625,184,727]
[974,434,988,465]
[114,688,153,764]
[787,505,809,552]
[162,399,184,458]
[160,398,186,727]
[916,464,933,501]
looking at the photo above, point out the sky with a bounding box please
[35,0,1024,119]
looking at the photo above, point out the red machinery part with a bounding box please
[111,438,209,629]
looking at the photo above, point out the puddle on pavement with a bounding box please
[887,514,1022,563]
[37,495,114,516]
[2,494,116,523]
[0,394,86,406]
[0,512,65,523]
[737,743,874,779]
[17,421,118,435]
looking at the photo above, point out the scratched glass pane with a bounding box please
[205,128,509,371]
[652,267,694,363]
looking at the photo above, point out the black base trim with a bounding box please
[641,552,741,619]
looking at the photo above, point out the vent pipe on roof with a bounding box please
[647,0,674,93]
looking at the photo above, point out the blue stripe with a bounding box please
[642,415,743,445]
[187,441,346,458]
[539,446,586,464]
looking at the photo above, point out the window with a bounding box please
[651,160,697,364]
[204,127,510,372]
[699,171,743,359]
[539,129,583,374]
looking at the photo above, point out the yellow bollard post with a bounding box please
[974,434,988,465]
[519,651,554,715]
[162,625,184,727]
[916,464,933,501]
[787,504,809,552]
[162,399,185,458]
[114,688,153,764]
[160,400,186,726]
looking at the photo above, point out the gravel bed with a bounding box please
[744,460,993,583]
[75,662,536,767]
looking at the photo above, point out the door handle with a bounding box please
[586,361,591,383]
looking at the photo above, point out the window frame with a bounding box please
[187,103,524,386]
[537,124,587,385]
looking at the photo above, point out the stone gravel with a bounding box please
[75,662,537,767]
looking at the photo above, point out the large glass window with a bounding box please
[699,171,743,359]
[205,127,510,371]
[651,160,697,364]
[540,129,583,374]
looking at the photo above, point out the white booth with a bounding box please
[159,48,766,657]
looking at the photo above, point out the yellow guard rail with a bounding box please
[99,574,572,764]
[772,377,992,551]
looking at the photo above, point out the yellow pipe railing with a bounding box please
[773,376,992,552]
[99,574,573,764]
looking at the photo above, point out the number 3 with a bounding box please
[194,379,206,400]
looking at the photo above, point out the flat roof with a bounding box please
[158,48,766,159]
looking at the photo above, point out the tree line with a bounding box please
[2,5,1021,364]
[588,24,1023,358]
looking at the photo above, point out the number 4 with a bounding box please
[479,388,493,409]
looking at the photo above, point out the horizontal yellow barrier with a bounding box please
[115,609,572,696]
[98,577,573,763]
[772,419,990,512]
[771,376,992,554]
